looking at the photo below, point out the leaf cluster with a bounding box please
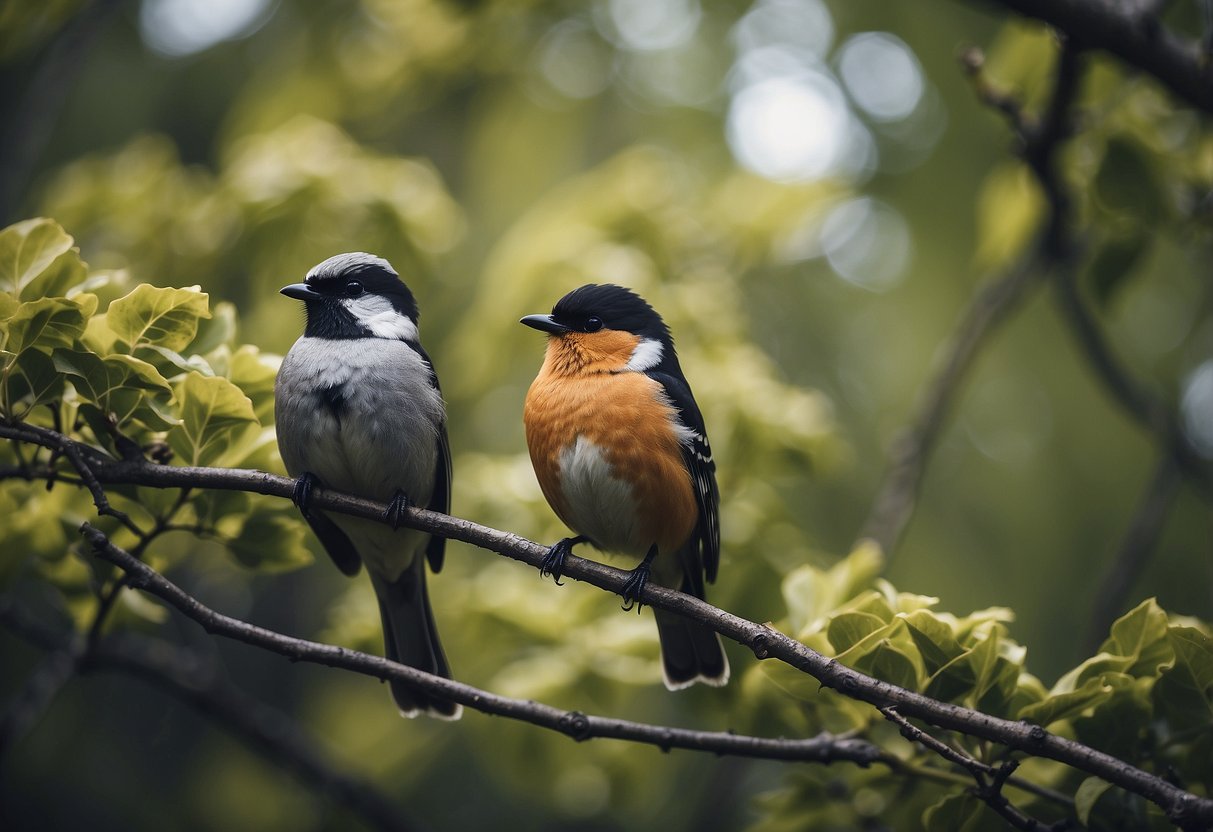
[0,218,308,600]
[745,545,1213,830]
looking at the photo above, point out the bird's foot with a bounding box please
[540,536,586,586]
[620,546,658,613]
[292,472,319,518]
[384,490,412,530]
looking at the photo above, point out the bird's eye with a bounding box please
[346,281,363,297]
[584,316,603,332]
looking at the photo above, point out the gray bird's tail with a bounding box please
[654,600,730,690]
[369,563,461,719]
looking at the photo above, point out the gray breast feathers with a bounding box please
[275,337,445,505]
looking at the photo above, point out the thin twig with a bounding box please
[858,256,1044,554]
[77,522,887,767]
[65,503,1212,826]
[859,41,1085,558]
[968,0,1213,114]
[0,604,422,832]
[882,706,1073,829]
[1051,261,1209,491]
[0,0,125,222]
[3,423,1212,824]
[0,640,80,764]
[91,638,424,832]
[1085,455,1183,652]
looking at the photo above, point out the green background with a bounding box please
[1,1,1210,830]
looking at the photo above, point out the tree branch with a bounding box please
[859,40,1084,557]
[0,602,422,832]
[968,0,1213,115]
[75,521,886,768]
[1051,260,1210,491]
[4,422,1212,825]
[1085,454,1184,653]
[858,255,1044,554]
[882,707,1073,830]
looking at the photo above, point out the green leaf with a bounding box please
[0,292,18,321]
[1095,137,1167,222]
[1154,626,1213,726]
[1018,676,1115,727]
[922,792,988,832]
[0,218,88,300]
[782,540,884,637]
[4,349,65,417]
[1072,673,1153,759]
[106,284,211,350]
[1101,598,1172,678]
[226,345,279,422]
[189,300,237,354]
[828,611,888,654]
[80,313,122,355]
[226,509,313,572]
[854,639,920,690]
[902,610,965,676]
[1055,599,1174,694]
[984,20,1056,108]
[974,161,1044,269]
[167,372,258,466]
[1088,231,1149,308]
[1075,777,1113,826]
[52,348,174,429]
[925,630,1003,705]
[3,295,97,354]
[137,343,215,378]
[53,348,171,399]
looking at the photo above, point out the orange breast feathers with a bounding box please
[524,332,698,557]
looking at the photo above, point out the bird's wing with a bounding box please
[307,511,362,576]
[413,341,451,574]
[647,370,720,587]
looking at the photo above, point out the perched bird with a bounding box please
[521,284,729,689]
[274,252,458,719]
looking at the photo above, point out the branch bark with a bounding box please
[0,602,422,832]
[76,522,886,768]
[969,0,1213,114]
[2,420,1210,824]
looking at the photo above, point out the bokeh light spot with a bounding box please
[726,72,857,182]
[537,20,613,100]
[732,0,834,59]
[837,32,924,122]
[140,0,275,58]
[600,0,701,52]
[819,197,911,291]
[1181,359,1213,458]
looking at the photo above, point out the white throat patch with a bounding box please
[341,294,418,341]
[624,338,663,372]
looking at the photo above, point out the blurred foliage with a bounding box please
[2,0,1213,830]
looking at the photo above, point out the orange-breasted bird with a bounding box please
[275,252,458,719]
[521,284,729,689]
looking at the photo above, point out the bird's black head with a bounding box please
[281,253,419,340]
[522,284,671,342]
[521,284,678,375]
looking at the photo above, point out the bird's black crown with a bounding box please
[306,253,419,322]
[550,284,671,342]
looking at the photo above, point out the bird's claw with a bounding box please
[540,538,577,586]
[384,490,412,530]
[292,473,318,518]
[620,562,651,613]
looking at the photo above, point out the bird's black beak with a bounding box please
[281,282,322,301]
[520,314,571,334]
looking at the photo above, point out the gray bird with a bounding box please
[274,252,458,719]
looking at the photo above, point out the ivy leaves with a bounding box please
[0,218,301,572]
[753,549,1213,831]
